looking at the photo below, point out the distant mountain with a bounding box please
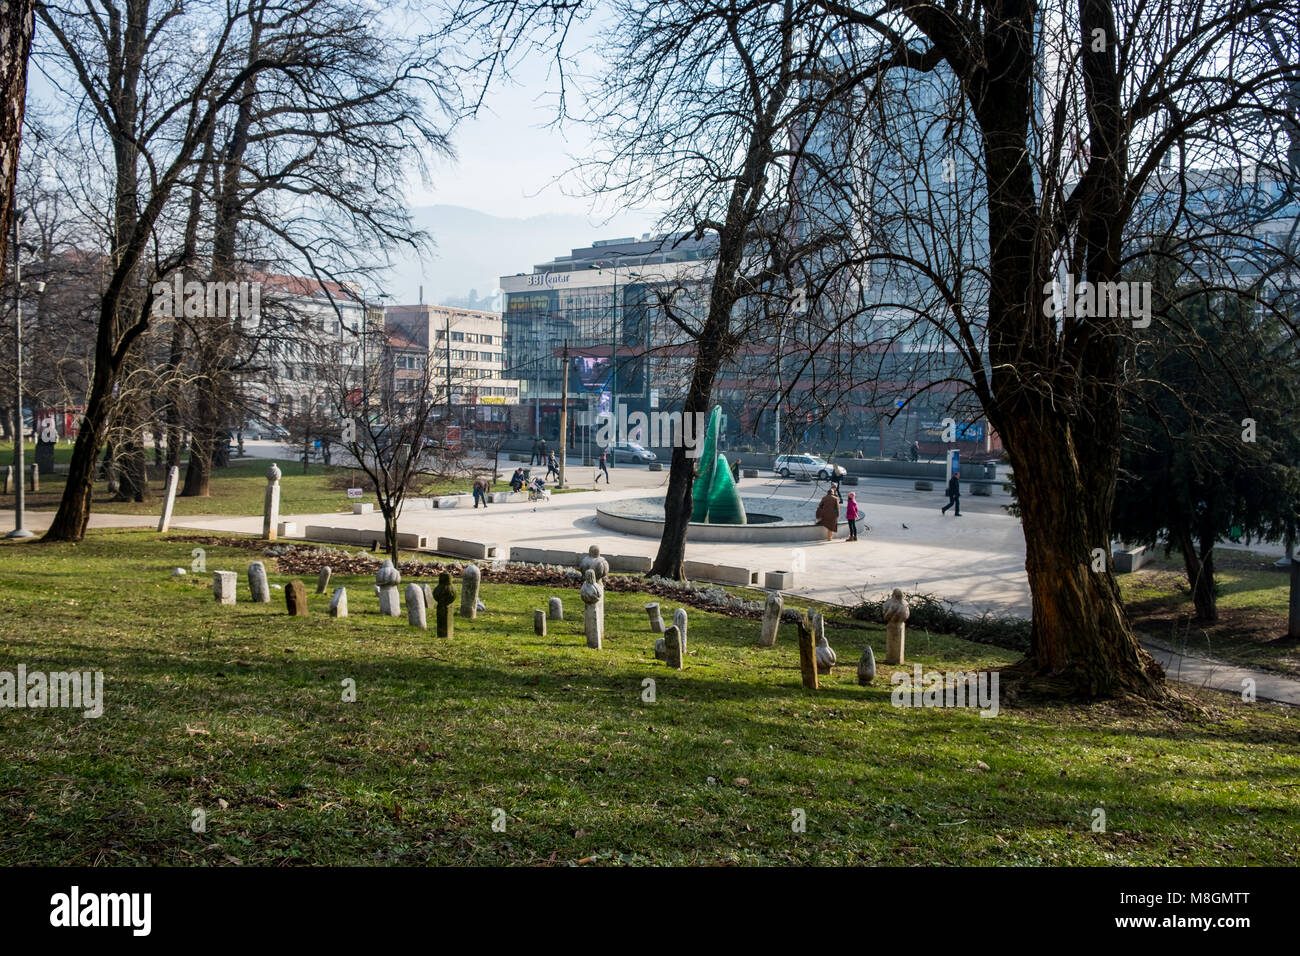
[382,205,655,309]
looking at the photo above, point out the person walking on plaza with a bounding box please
[942,471,962,516]
[546,451,560,481]
[815,489,840,541]
[530,438,541,465]
[472,475,491,508]
[731,457,741,484]
[595,449,611,484]
[845,491,862,541]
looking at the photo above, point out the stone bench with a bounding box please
[840,475,859,486]
[352,502,373,515]
[742,468,759,478]
[968,481,995,496]
[606,553,652,574]
[1112,544,1150,573]
[432,496,460,508]
[437,537,501,560]
[648,462,663,472]
[683,560,759,587]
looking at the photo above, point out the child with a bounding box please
[845,492,861,541]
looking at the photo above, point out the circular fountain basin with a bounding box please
[596,495,831,542]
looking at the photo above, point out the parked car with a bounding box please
[241,419,288,441]
[773,454,844,480]
[613,440,656,462]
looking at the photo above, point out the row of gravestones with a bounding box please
[208,541,914,686]
[1,465,40,494]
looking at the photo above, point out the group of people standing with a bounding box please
[815,487,864,541]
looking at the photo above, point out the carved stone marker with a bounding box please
[796,613,819,690]
[578,545,609,582]
[662,624,683,669]
[157,465,180,533]
[213,571,236,605]
[760,591,783,647]
[673,607,688,656]
[580,569,603,649]
[286,579,308,616]
[316,566,332,595]
[247,561,271,603]
[376,560,402,617]
[263,463,282,541]
[883,588,910,665]
[548,597,563,621]
[422,583,433,608]
[28,464,38,492]
[406,583,427,629]
[654,638,667,661]
[645,602,664,633]
[330,586,348,618]
[432,572,456,638]
[534,609,546,636]
[857,644,877,685]
[461,563,480,618]
[1,465,10,494]
[815,633,836,675]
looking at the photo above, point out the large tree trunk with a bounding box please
[43,371,112,540]
[1173,525,1218,622]
[181,375,216,496]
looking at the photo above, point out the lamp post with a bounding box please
[8,214,37,539]
[592,255,633,464]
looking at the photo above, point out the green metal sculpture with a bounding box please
[690,405,747,524]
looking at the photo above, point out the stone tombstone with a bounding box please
[262,463,282,541]
[460,563,481,618]
[883,588,910,665]
[645,602,664,633]
[815,632,836,675]
[316,566,332,595]
[247,561,271,603]
[580,569,603,650]
[534,609,547,636]
[760,591,784,647]
[432,572,457,638]
[375,560,402,617]
[578,544,609,583]
[157,465,180,533]
[662,625,683,670]
[422,583,434,608]
[330,586,348,619]
[672,608,688,656]
[35,440,55,476]
[2,465,11,495]
[654,637,667,661]
[286,579,309,616]
[548,597,563,621]
[28,464,38,493]
[213,571,237,605]
[857,644,877,686]
[406,583,427,630]
[796,613,818,690]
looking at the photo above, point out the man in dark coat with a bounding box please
[942,471,962,516]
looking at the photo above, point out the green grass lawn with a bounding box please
[0,530,1296,865]
[2,453,537,518]
[1119,548,1299,676]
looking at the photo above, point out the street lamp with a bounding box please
[8,214,43,540]
[591,255,635,464]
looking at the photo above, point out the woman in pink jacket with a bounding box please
[845,492,862,541]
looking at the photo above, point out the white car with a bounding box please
[612,441,656,462]
[774,454,844,480]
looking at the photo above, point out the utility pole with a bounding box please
[559,340,569,488]
[8,214,33,539]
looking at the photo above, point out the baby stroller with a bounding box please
[528,476,551,502]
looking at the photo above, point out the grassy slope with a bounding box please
[1119,549,1299,676]
[0,531,1297,865]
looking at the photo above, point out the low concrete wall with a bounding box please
[606,553,652,573]
[595,506,828,542]
[437,537,501,560]
[509,545,584,566]
[1112,544,1150,573]
[683,560,760,587]
[304,526,429,550]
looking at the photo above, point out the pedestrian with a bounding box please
[731,457,741,484]
[539,438,549,465]
[472,475,491,508]
[322,437,331,465]
[530,438,541,465]
[546,451,560,481]
[942,470,962,516]
[595,449,611,484]
[815,489,840,541]
[845,491,861,541]
[828,467,843,497]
